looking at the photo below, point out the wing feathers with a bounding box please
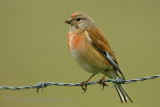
[87,27,125,78]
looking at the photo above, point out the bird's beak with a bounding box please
[65,18,73,24]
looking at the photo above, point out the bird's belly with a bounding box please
[70,40,109,74]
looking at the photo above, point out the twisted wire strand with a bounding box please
[0,75,159,93]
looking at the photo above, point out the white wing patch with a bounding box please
[86,31,92,43]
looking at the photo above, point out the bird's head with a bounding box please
[65,12,95,31]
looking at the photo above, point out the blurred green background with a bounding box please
[0,0,160,107]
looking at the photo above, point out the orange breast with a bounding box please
[68,33,72,52]
[68,33,83,51]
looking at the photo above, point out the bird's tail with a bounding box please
[115,84,133,103]
[107,71,133,103]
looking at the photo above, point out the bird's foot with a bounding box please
[80,74,95,93]
[99,78,107,90]
[80,81,88,93]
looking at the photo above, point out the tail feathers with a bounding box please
[115,84,133,103]
[106,70,132,103]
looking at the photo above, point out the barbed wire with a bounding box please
[0,75,159,93]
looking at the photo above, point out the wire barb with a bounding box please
[0,75,160,92]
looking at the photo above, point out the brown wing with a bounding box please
[87,27,125,78]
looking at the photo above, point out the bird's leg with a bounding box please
[80,74,95,93]
[99,70,108,90]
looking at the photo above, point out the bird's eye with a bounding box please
[76,18,81,21]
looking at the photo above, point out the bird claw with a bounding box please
[99,79,107,90]
[79,74,95,93]
[80,81,88,93]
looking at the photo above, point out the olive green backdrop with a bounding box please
[0,0,160,107]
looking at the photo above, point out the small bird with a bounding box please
[65,12,132,103]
